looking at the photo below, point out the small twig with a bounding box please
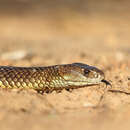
[108,89,130,95]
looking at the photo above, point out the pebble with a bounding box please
[0,50,33,60]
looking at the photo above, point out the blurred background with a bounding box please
[0,1,130,130]
[0,0,129,66]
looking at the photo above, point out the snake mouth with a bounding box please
[101,79,112,87]
[65,78,103,86]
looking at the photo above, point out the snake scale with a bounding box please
[0,63,110,93]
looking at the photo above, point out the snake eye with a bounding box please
[84,69,90,75]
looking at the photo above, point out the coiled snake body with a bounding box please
[0,63,110,93]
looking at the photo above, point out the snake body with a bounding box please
[0,63,109,93]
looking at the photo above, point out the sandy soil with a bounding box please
[0,1,130,130]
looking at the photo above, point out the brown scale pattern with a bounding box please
[0,66,64,92]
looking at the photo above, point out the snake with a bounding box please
[0,63,111,93]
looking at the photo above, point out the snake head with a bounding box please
[58,63,108,87]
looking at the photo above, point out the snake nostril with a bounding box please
[94,73,99,78]
[95,74,98,78]
[98,74,101,78]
